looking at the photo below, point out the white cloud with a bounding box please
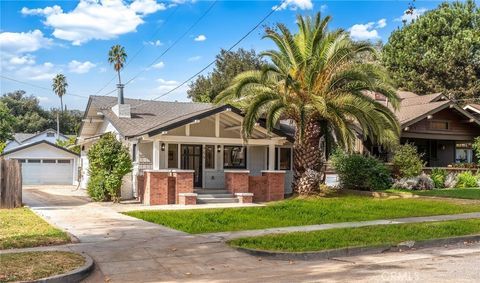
[21,0,166,45]
[273,0,313,11]
[37,96,49,102]
[187,56,201,62]
[157,78,178,91]
[68,60,96,74]
[396,8,428,23]
[144,39,163,46]
[0,30,53,54]
[15,62,58,81]
[320,4,327,13]
[376,18,387,28]
[349,22,379,41]
[99,67,107,73]
[152,61,165,69]
[9,55,36,65]
[194,34,206,42]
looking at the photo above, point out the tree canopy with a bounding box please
[0,101,16,143]
[188,48,265,102]
[383,0,480,98]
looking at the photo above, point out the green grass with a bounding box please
[0,251,85,282]
[124,195,480,233]
[386,188,480,200]
[0,208,70,249]
[228,219,480,252]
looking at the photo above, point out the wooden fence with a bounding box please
[0,159,22,209]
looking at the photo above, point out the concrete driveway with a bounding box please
[23,185,480,282]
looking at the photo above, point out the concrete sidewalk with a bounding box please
[203,212,480,241]
[22,186,480,282]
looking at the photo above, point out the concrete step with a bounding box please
[196,193,233,198]
[195,189,230,194]
[197,197,239,204]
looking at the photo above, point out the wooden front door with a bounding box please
[181,145,203,188]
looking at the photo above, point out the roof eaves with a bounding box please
[1,140,80,157]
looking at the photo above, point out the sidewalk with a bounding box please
[203,212,480,241]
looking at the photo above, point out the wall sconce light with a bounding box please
[441,145,446,151]
[217,145,222,152]
[161,143,165,151]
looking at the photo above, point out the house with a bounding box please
[363,91,480,166]
[464,104,480,120]
[78,96,293,204]
[1,129,79,185]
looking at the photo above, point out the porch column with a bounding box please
[268,144,275,170]
[153,140,160,170]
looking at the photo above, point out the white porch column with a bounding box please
[215,113,220,137]
[268,143,275,170]
[153,140,160,170]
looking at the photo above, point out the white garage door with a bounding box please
[21,159,73,185]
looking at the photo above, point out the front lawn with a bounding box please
[124,195,480,233]
[0,251,85,282]
[228,219,480,252]
[386,188,480,200]
[0,208,70,249]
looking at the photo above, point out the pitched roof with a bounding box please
[1,140,79,157]
[395,100,451,125]
[9,129,67,145]
[399,93,444,107]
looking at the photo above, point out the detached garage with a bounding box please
[1,141,79,185]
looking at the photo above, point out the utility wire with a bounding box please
[94,5,181,96]
[132,0,282,109]
[1,75,89,99]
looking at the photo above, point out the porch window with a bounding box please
[205,145,215,169]
[455,142,473,163]
[224,146,246,169]
[132,144,137,162]
[168,144,179,168]
[279,148,292,170]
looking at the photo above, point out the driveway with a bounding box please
[23,186,480,282]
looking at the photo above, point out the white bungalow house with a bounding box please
[78,96,294,204]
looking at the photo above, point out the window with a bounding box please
[224,146,246,169]
[42,160,56,163]
[57,160,71,164]
[430,120,449,130]
[279,148,292,170]
[455,142,473,163]
[168,144,178,168]
[132,144,137,162]
[17,159,26,163]
[28,159,41,163]
[205,145,215,169]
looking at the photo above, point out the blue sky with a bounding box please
[0,0,444,110]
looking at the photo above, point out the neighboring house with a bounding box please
[78,96,294,202]
[464,104,480,120]
[1,129,79,185]
[362,91,480,166]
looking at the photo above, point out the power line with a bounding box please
[94,5,181,96]
[132,0,282,108]
[0,75,89,99]
[119,0,218,89]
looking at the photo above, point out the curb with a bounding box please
[17,252,94,283]
[233,234,480,261]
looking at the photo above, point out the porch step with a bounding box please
[194,189,230,194]
[196,193,233,198]
[197,197,239,204]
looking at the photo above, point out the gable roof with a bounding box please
[82,96,293,140]
[464,104,480,115]
[1,140,79,157]
[8,129,68,145]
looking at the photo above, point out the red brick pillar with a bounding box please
[262,170,285,201]
[224,170,250,194]
[143,170,171,205]
[179,193,197,205]
[172,170,194,204]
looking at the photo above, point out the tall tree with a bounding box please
[188,48,265,102]
[383,0,480,99]
[52,73,68,113]
[217,13,400,194]
[0,101,16,143]
[108,44,127,104]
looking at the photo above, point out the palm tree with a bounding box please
[108,44,127,104]
[52,73,68,113]
[216,13,400,194]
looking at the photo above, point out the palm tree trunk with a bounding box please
[117,70,122,85]
[60,96,63,113]
[292,119,324,194]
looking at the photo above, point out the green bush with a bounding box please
[87,133,132,202]
[473,136,480,163]
[455,171,478,188]
[430,168,447,188]
[330,149,391,191]
[392,144,425,178]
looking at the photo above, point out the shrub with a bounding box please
[455,171,478,188]
[87,133,132,202]
[430,168,447,188]
[330,149,391,191]
[473,136,480,162]
[444,172,458,188]
[392,144,425,178]
[392,173,434,190]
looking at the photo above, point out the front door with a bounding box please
[181,145,203,188]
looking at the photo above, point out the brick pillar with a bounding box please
[143,170,170,205]
[172,170,194,204]
[179,193,197,205]
[235,193,253,203]
[136,175,145,203]
[225,170,250,194]
[262,170,285,201]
